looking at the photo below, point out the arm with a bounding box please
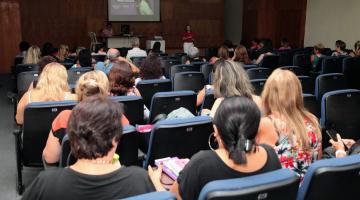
[170,181,182,200]
[148,165,166,191]
[256,117,279,146]
[42,130,61,164]
[196,87,206,106]
[330,134,348,158]
[255,54,265,65]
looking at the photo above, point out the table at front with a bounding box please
[107,36,140,48]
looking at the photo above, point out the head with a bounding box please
[281,38,289,47]
[41,42,55,57]
[78,49,92,67]
[188,46,200,59]
[354,41,360,56]
[213,96,261,164]
[108,61,135,96]
[251,38,260,46]
[223,40,234,48]
[34,62,69,100]
[106,22,112,29]
[23,45,41,64]
[139,54,163,79]
[218,45,229,60]
[185,24,191,32]
[233,45,251,64]
[68,96,123,160]
[335,40,346,52]
[107,48,120,62]
[313,43,325,54]
[213,60,253,99]
[131,38,140,48]
[261,69,321,149]
[152,42,161,52]
[19,41,30,52]
[58,45,69,62]
[38,56,57,74]
[76,46,86,57]
[259,39,273,53]
[76,70,109,101]
[95,44,105,53]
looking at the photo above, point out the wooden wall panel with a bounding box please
[20,0,224,50]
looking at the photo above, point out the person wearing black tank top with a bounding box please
[148,96,281,200]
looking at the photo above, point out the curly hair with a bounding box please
[108,61,135,96]
[139,54,163,80]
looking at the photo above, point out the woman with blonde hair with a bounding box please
[42,70,129,165]
[232,45,252,65]
[57,44,70,62]
[23,45,41,64]
[16,63,76,124]
[257,69,322,180]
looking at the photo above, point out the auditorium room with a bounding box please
[1,0,360,199]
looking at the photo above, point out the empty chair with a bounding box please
[122,191,176,200]
[321,89,360,142]
[303,94,320,118]
[258,55,279,70]
[149,91,197,123]
[17,71,39,99]
[298,76,314,94]
[67,67,92,85]
[136,79,172,108]
[198,169,300,200]
[343,57,360,89]
[144,116,213,166]
[170,64,200,79]
[297,154,360,200]
[111,96,144,125]
[246,67,271,80]
[250,79,267,95]
[200,63,213,84]
[160,59,181,78]
[173,72,205,92]
[278,51,294,66]
[315,73,346,100]
[293,54,312,74]
[13,100,76,194]
[15,64,39,76]
[280,66,304,76]
[321,56,343,74]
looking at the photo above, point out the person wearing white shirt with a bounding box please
[126,39,147,60]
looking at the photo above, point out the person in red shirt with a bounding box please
[182,24,195,55]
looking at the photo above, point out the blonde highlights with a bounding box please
[23,45,41,64]
[75,70,109,101]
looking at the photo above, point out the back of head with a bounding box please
[335,40,346,51]
[108,61,134,96]
[68,95,123,160]
[131,38,140,47]
[260,39,273,53]
[19,41,30,52]
[213,96,261,164]
[41,42,55,57]
[35,62,69,100]
[218,46,229,60]
[58,44,69,61]
[78,49,92,67]
[261,69,321,149]
[233,45,251,64]
[314,43,325,54]
[152,42,161,52]
[354,41,360,55]
[213,60,253,99]
[188,46,200,59]
[107,48,120,62]
[38,56,57,74]
[76,70,109,101]
[140,54,163,79]
[23,45,41,64]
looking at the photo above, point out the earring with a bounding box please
[208,132,218,151]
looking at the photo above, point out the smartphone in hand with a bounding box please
[326,129,338,141]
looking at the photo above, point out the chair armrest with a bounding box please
[13,124,22,136]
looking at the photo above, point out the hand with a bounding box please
[329,134,345,151]
[342,139,356,149]
[148,165,163,183]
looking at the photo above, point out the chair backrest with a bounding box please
[278,51,294,66]
[321,56,343,74]
[170,64,200,79]
[136,79,172,109]
[200,63,214,84]
[161,59,181,78]
[149,91,197,123]
[130,56,147,63]
[298,75,314,94]
[173,72,205,92]
[314,56,325,72]
[297,154,360,200]
[315,73,346,100]
[242,64,258,70]
[293,54,312,73]
[280,66,304,76]
[259,55,279,70]
[22,101,77,167]
[144,116,213,166]
[250,79,267,96]
[198,169,300,200]
[60,62,74,70]
[343,57,360,89]
[321,89,360,142]
[122,191,177,200]
[111,96,144,125]
[67,68,92,85]
[59,134,73,168]
[15,64,39,76]
[92,54,106,62]
[303,94,320,118]
[17,71,39,98]
[246,67,271,80]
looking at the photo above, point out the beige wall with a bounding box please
[304,0,360,49]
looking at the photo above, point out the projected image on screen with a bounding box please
[108,0,160,22]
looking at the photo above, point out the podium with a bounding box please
[107,36,139,48]
[146,40,165,52]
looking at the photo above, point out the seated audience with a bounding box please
[209,45,230,64]
[24,96,154,199]
[28,56,57,90]
[329,134,359,158]
[185,46,205,64]
[93,44,107,55]
[41,42,56,58]
[149,41,162,55]
[135,54,165,85]
[57,44,71,63]
[255,39,274,64]
[16,63,76,124]
[101,22,113,38]
[43,70,129,165]
[126,39,147,60]
[332,40,348,56]
[108,61,139,96]
[257,69,322,180]
[232,45,252,65]
[350,41,360,57]
[96,48,139,74]
[310,43,325,67]
[72,49,93,68]
[278,38,292,51]
[23,45,41,64]
[149,96,282,200]
[250,38,261,50]
[16,41,30,58]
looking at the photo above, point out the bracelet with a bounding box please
[335,150,347,158]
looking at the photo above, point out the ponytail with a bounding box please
[229,128,255,164]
